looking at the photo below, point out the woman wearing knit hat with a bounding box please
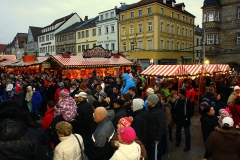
[143,88,154,111]
[110,126,141,160]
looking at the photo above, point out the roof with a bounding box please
[175,3,185,7]
[195,25,203,36]
[29,26,43,41]
[8,57,49,68]
[55,21,85,35]
[0,55,16,61]
[0,44,7,51]
[203,0,221,7]
[0,60,19,67]
[75,16,99,30]
[126,0,194,17]
[50,55,133,69]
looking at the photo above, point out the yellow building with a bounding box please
[75,16,98,56]
[118,0,195,68]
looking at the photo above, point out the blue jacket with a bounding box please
[120,73,135,94]
[32,91,42,107]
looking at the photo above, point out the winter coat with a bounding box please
[131,108,149,144]
[91,116,115,160]
[200,113,219,142]
[229,103,240,127]
[120,73,135,94]
[185,86,195,102]
[173,97,193,127]
[6,83,13,92]
[46,85,56,101]
[110,142,141,160]
[217,82,230,98]
[113,107,127,129]
[42,107,54,130]
[53,134,83,160]
[32,91,42,107]
[38,85,47,102]
[14,90,25,108]
[227,92,237,106]
[54,88,68,104]
[205,126,240,160]
[0,84,6,96]
[74,99,94,135]
[147,104,166,141]
[162,102,172,128]
[0,119,47,160]
[123,101,132,116]
[215,101,227,116]
[25,86,33,102]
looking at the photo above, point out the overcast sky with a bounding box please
[0,0,203,44]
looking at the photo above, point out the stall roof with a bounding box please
[141,65,189,77]
[0,55,16,61]
[183,65,203,75]
[0,60,19,67]
[50,55,133,68]
[8,57,49,67]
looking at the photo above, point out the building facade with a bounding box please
[75,16,98,56]
[118,0,195,68]
[194,25,203,64]
[37,13,81,56]
[202,0,240,66]
[27,26,42,56]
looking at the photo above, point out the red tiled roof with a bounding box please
[51,55,133,68]
[0,44,7,51]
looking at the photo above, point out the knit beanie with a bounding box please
[146,88,154,94]
[99,92,107,99]
[118,126,136,144]
[59,90,69,99]
[179,89,186,96]
[133,98,144,112]
[118,117,133,127]
[147,94,159,105]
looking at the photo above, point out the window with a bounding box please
[237,34,240,44]
[139,24,142,33]
[215,11,219,21]
[82,31,85,38]
[160,40,164,50]
[177,41,179,50]
[171,24,174,34]
[182,16,185,21]
[147,7,152,14]
[78,46,81,52]
[123,43,126,51]
[171,41,174,50]
[177,25,180,35]
[207,34,214,44]
[197,38,199,45]
[111,26,114,32]
[190,30,192,37]
[111,43,115,51]
[148,40,152,50]
[186,17,188,22]
[78,32,81,39]
[92,29,96,36]
[189,43,192,51]
[86,44,89,49]
[139,41,143,49]
[139,10,142,16]
[167,24,170,33]
[52,45,54,52]
[122,14,125,20]
[215,34,218,44]
[167,41,170,50]
[105,27,109,34]
[82,45,85,51]
[160,8,164,14]
[186,29,188,37]
[177,14,179,19]
[238,8,240,19]
[86,30,89,37]
[131,12,134,18]
[111,12,114,18]
[105,44,109,50]
[182,27,184,36]
[185,43,188,51]
[182,43,185,50]
[122,27,126,35]
[105,13,109,19]
[130,42,135,50]
[93,43,96,47]
[148,22,152,31]
[160,21,164,32]
[98,28,101,35]
[190,19,192,24]
[171,12,174,18]
[130,25,134,34]
[100,15,103,20]
[203,13,206,22]
[207,11,214,22]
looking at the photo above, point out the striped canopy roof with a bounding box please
[8,57,49,67]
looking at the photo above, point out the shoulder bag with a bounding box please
[73,134,89,160]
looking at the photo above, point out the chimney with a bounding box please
[84,16,88,21]
[115,6,117,9]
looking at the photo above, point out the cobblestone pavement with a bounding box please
[162,114,205,160]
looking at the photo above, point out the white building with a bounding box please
[97,3,131,54]
[27,26,42,56]
[37,13,81,56]
[194,25,203,64]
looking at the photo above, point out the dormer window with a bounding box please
[172,2,175,7]
[100,15,103,20]
[111,12,114,18]
[163,0,166,3]
[182,6,185,11]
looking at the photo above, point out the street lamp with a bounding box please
[150,59,154,65]
[204,59,210,65]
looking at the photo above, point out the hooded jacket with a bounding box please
[205,126,240,160]
[120,73,135,94]
[110,142,141,160]
[25,86,33,102]
[32,91,42,107]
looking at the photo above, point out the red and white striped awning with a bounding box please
[51,55,133,68]
[141,65,190,77]
[183,65,203,75]
[217,64,231,72]
[203,64,219,74]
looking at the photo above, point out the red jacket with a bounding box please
[229,103,240,127]
[42,108,54,130]
[185,87,195,102]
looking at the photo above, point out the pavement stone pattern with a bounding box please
[162,114,205,160]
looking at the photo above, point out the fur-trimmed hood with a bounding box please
[215,126,240,136]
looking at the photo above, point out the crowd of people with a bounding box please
[0,70,239,160]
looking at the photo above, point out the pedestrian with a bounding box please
[42,100,55,130]
[31,87,42,120]
[229,95,240,127]
[120,73,135,94]
[227,85,240,106]
[168,90,178,141]
[113,98,127,129]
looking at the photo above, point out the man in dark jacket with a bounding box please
[91,107,115,160]
[112,98,127,129]
[46,81,56,101]
[129,86,140,100]
[73,92,94,156]
[109,86,120,108]
[131,98,149,145]
[37,80,47,115]
[146,94,166,160]
[173,89,193,152]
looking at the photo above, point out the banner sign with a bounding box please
[83,46,111,58]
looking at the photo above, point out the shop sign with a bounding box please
[83,46,111,58]
[41,62,51,68]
